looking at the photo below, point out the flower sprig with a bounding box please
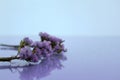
[0,32,67,62]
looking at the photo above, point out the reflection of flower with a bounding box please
[19,54,67,80]
[0,53,67,80]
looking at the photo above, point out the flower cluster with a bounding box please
[18,32,67,62]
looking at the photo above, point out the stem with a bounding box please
[0,47,18,50]
[0,56,20,62]
[0,44,19,48]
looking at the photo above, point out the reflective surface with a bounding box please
[0,36,120,80]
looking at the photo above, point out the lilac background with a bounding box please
[0,36,120,80]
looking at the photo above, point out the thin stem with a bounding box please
[0,47,18,50]
[0,44,19,48]
[0,56,20,62]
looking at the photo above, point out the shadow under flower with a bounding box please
[0,53,67,80]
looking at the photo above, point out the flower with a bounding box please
[39,32,49,38]
[18,32,67,62]
[19,46,32,59]
[19,46,41,62]
[31,54,39,62]
[39,32,64,43]
[23,37,33,45]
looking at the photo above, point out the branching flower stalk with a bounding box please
[0,32,67,62]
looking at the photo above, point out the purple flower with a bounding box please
[49,36,63,43]
[31,54,39,62]
[31,42,37,47]
[23,37,33,45]
[18,32,67,62]
[34,47,42,58]
[36,41,43,48]
[39,32,63,43]
[42,41,51,47]
[39,32,49,38]
[19,46,41,62]
[39,32,50,41]
[41,48,51,58]
[19,46,32,59]
[31,41,42,48]
[42,41,53,53]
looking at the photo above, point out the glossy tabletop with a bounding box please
[0,36,120,80]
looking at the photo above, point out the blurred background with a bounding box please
[0,0,120,36]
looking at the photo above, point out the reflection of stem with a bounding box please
[0,56,20,62]
[0,44,19,48]
[0,47,18,50]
